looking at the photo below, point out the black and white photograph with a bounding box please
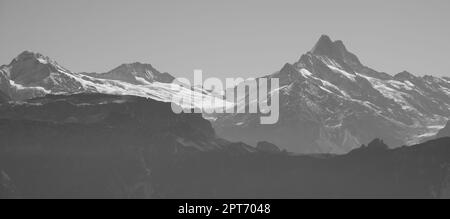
[1,0,449,206]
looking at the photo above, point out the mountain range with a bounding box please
[213,35,450,154]
[1,35,449,155]
[0,51,224,110]
[1,103,449,198]
[1,35,450,198]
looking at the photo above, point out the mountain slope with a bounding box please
[3,128,448,198]
[0,93,223,151]
[152,137,450,198]
[213,35,450,154]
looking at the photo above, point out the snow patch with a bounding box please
[135,76,152,85]
[439,85,450,96]
[388,80,414,90]
[327,65,356,82]
[300,69,313,77]
[405,81,415,87]
[9,80,50,93]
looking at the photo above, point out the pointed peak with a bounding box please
[318,34,333,43]
[309,35,362,66]
[311,35,335,55]
[333,40,346,50]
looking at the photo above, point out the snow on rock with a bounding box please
[327,64,357,82]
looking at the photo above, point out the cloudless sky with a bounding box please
[1,0,449,80]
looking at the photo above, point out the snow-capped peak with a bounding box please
[213,35,450,154]
[310,35,362,67]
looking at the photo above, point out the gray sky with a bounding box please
[1,0,449,80]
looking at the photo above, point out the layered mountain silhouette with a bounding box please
[0,97,448,198]
[213,35,450,154]
[162,138,450,198]
[0,93,258,198]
